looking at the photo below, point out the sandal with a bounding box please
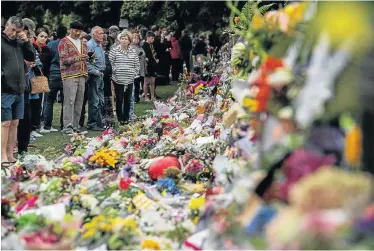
[1,161,15,176]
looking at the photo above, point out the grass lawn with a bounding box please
[29,84,178,160]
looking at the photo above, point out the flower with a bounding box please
[344,126,362,166]
[88,147,121,169]
[82,228,96,240]
[141,239,161,250]
[119,178,133,190]
[194,84,204,95]
[189,196,205,210]
[193,216,200,225]
[234,16,240,23]
[252,12,266,30]
[278,149,336,200]
[290,168,373,212]
[313,2,373,53]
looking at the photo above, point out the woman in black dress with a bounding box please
[101,34,115,128]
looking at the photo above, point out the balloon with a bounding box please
[148,156,181,180]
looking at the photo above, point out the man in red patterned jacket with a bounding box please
[58,21,88,135]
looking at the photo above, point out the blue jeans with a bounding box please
[43,86,63,130]
[87,75,104,128]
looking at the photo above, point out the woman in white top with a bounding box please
[109,32,140,124]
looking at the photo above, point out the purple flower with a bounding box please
[279,149,336,200]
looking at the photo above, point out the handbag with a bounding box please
[30,67,49,94]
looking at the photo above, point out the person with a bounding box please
[101,34,115,128]
[108,25,120,48]
[1,16,35,165]
[78,33,91,129]
[58,20,88,135]
[179,29,193,74]
[18,19,39,154]
[30,28,52,137]
[170,32,183,82]
[86,26,106,131]
[193,34,208,56]
[142,31,158,101]
[109,32,139,125]
[131,32,146,104]
[41,25,67,133]
[158,29,172,85]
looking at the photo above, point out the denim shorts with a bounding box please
[1,93,24,122]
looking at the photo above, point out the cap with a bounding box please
[22,18,36,37]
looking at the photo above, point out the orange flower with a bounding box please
[234,16,240,24]
[345,126,362,166]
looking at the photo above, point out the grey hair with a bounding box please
[6,16,24,28]
[90,26,102,36]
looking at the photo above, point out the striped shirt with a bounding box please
[109,45,140,86]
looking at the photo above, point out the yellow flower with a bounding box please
[71,174,79,181]
[189,196,205,210]
[73,196,79,202]
[284,2,308,26]
[193,216,200,225]
[313,2,373,53]
[194,84,204,95]
[234,16,240,24]
[123,217,137,231]
[82,228,96,239]
[251,12,266,30]
[80,186,88,194]
[141,239,161,250]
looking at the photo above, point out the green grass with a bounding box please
[29,85,178,160]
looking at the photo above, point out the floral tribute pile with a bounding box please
[2,1,374,250]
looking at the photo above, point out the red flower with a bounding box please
[261,56,284,73]
[119,178,133,190]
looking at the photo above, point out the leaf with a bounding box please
[258,3,275,15]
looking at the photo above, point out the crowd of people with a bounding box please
[1,16,217,167]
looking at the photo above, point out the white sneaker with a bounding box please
[50,127,59,132]
[39,127,51,133]
[31,131,43,137]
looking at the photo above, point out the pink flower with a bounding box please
[64,144,72,153]
[185,159,204,174]
[120,139,128,146]
[127,154,136,165]
[16,196,39,213]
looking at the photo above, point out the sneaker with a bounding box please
[30,135,36,142]
[50,127,59,132]
[31,131,43,137]
[39,127,51,133]
[62,128,74,135]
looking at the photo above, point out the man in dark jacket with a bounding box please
[1,16,35,164]
[179,29,192,74]
[40,25,68,133]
